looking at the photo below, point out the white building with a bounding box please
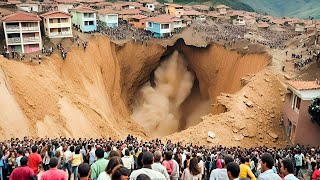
[232,15,246,26]
[97,8,118,28]
[17,0,40,12]
[54,0,79,13]
[1,12,42,54]
[41,11,73,38]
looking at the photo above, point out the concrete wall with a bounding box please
[71,11,97,32]
[294,100,320,146]
[98,14,118,28]
[283,92,320,146]
[57,4,74,13]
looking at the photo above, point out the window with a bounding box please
[147,22,152,28]
[161,24,169,29]
[292,94,301,111]
[84,21,94,26]
[49,19,53,23]
[84,13,94,18]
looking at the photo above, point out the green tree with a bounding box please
[308,97,320,126]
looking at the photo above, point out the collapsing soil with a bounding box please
[0,35,286,147]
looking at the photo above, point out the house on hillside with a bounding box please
[70,7,97,32]
[283,81,320,146]
[91,2,113,9]
[0,8,14,18]
[257,22,270,30]
[54,0,79,13]
[145,14,181,38]
[16,0,40,12]
[230,11,246,26]
[128,15,147,29]
[117,9,141,21]
[41,11,73,38]
[293,22,306,33]
[97,8,118,28]
[112,2,142,10]
[164,3,184,17]
[137,0,155,12]
[182,9,206,22]
[214,4,229,16]
[1,12,42,54]
[192,5,209,13]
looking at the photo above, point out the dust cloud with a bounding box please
[131,51,195,137]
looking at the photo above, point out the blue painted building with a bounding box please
[146,14,181,38]
[70,7,97,32]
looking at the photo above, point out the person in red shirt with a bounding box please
[312,161,320,180]
[28,146,42,174]
[10,156,37,180]
[40,157,67,180]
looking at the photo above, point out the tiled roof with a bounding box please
[183,9,204,16]
[40,11,71,17]
[113,1,142,8]
[117,9,141,15]
[25,0,39,4]
[164,3,183,8]
[137,0,154,3]
[287,81,320,91]
[257,22,270,28]
[7,0,22,4]
[41,0,56,4]
[215,4,229,9]
[1,11,41,22]
[98,8,117,14]
[0,8,14,17]
[129,14,147,19]
[229,10,246,16]
[55,0,79,4]
[182,15,191,21]
[146,14,180,23]
[271,19,286,25]
[139,6,151,12]
[94,2,113,7]
[71,6,96,13]
[192,5,209,11]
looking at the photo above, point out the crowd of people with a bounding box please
[193,22,247,43]
[0,135,320,180]
[254,31,295,49]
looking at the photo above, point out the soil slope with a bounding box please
[0,35,288,147]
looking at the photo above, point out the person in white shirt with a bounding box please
[130,152,166,180]
[121,149,134,172]
[89,145,96,165]
[280,158,299,180]
[151,151,170,180]
[258,153,281,180]
[210,155,234,180]
[197,153,204,178]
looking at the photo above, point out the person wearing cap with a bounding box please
[130,151,166,180]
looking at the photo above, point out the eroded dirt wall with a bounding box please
[177,41,271,105]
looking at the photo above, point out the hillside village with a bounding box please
[0,0,320,56]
